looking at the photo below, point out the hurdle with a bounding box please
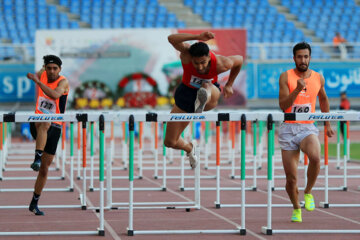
[262,111,360,235]
[0,112,105,236]
[127,112,245,236]
[102,112,199,211]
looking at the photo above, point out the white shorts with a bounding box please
[278,123,319,151]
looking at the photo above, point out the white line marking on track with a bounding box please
[142,174,267,240]
[65,171,121,240]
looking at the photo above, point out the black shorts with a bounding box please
[30,122,62,155]
[174,83,221,113]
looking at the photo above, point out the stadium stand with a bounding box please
[0,0,359,60]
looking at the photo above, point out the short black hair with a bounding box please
[293,42,311,56]
[189,42,210,57]
[43,55,62,67]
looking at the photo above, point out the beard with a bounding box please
[296,63,308,72]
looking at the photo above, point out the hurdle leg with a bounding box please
[252,121,257,190]
[179,132,185,191]
[320,123,329,208]
[0,123,3,179]
[262,114,274,235]
[240,115,247,235]
[69,122,74,191]
[77,122,81,179]
[127,115,135,236]
[215,121,221,208]
[98,115,105,236]
[90,122,94,192]
[153,122,158,179]
[342,123,348,190]
[81,121,87,210]
[162,122,167,191]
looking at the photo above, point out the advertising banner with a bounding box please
[0,64,35,102]
[35,28,247,107]
[252,61,360,99]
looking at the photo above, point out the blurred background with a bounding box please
[0,0,359,113]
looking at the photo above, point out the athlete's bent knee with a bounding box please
[164,138,176,148]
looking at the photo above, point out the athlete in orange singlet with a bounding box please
[27,55,69,215]
[278,42,334,222]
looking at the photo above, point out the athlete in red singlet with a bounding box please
[164,31,243,168]
[278,42,334,222]
[27,55,69,215]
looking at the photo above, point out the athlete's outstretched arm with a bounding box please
[318,75,334,137]
[168,31,215,53]
[27,73,69,100]
[278,72,305,111]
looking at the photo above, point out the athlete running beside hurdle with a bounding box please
[278,42,334,222]
[164,31,243,168]
[27,55,69,215]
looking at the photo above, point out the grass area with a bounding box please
[321,142,360,161]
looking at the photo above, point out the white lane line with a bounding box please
[142,174,267,240]
[65,171,121,240]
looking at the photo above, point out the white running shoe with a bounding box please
[194,88,208,113]
[187,140,198,169]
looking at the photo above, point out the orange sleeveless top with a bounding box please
[35,71,68,125]
[284,69,321,124]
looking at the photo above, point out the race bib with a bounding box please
[291,103,311,113]
[189,75,212,89]
[38,96,56,114]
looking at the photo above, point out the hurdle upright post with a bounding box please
[78,114,88,210]
[69,122,74,191]
[240,114,247,235]
[61,122,66,180]
[336,121,341,169]
[90,122,94,192]
[215,121,221,208]
[343,122,348,190]
[252,120,257,190]
[0,122,3,179]
[162,122,167,191]
[127,115,135,236]
[262,114,274,235]
[98,115,105,236]
[77,122,81,179]
[179,131,185,191]
[320,122,329,208]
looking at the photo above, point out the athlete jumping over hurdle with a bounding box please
[164,31,243,168]
[278,42,334,222]
[27,55,69,215]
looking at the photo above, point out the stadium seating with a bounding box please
[0,0,359,60]
[281,0,360,59]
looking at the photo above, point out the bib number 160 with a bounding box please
[293,106,310,113]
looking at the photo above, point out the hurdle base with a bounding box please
[252,187,257,191]
[89,188,94,192]
[98,229,105,236]
[261,226,272,235]
[77,176,81,180]
[82,206,87,210]
[215,203,221,209]
[127,229,134,236]
[230,176,235,179]
[61,177,65,180]
[69,188,74,192]
[240,229,246,235]
[320,202,329,208]
[138,176,143,179]
[179,187,184,191]
[343,187,347,191]
[154,176,158,180]
[162,187,166,191]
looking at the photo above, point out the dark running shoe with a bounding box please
[30,159,41,171]
[29,203,44,216]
